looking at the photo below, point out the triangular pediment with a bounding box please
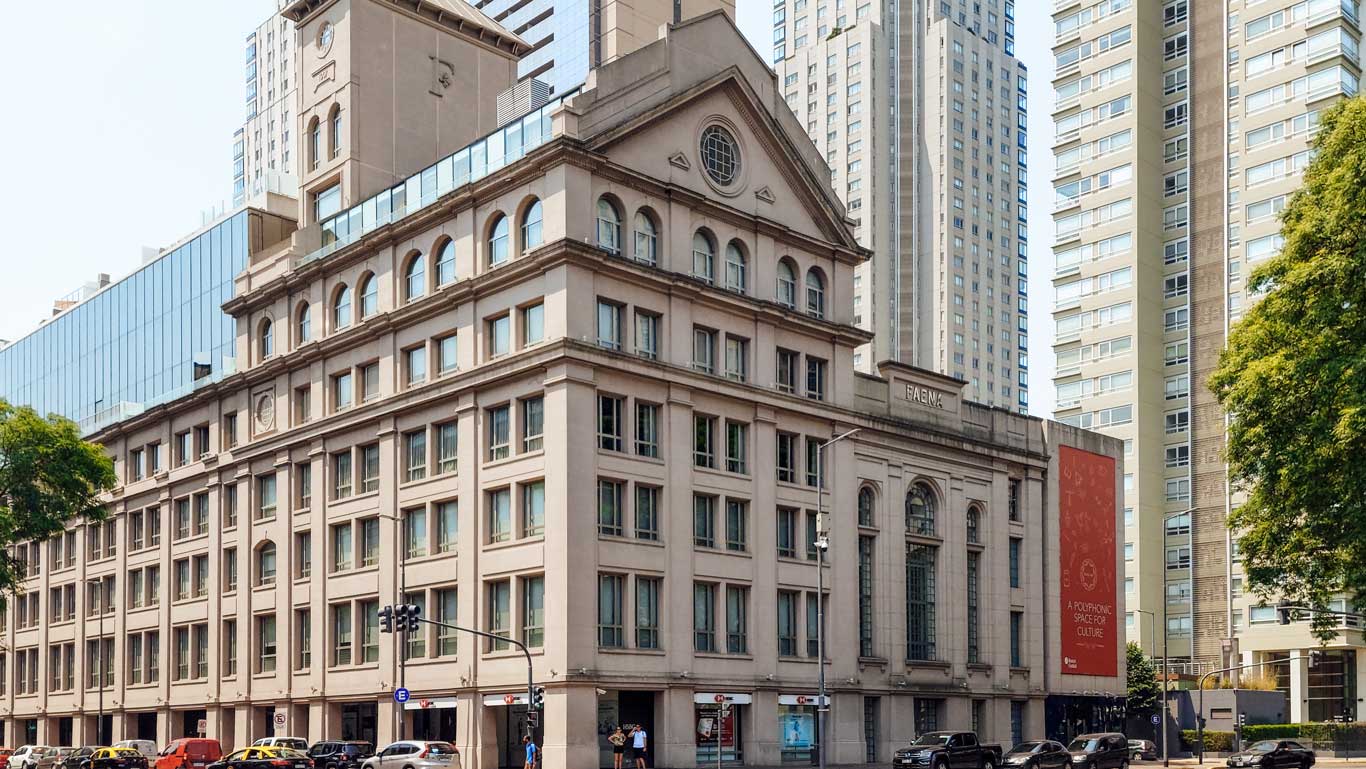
[581,70,863,253]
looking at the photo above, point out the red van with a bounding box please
[154,740,222,769]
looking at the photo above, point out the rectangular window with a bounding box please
[1010,610,1023,667]
[295,531,312,578]
[359,518,380,566]
[806,357,827,400]
[296,609,312,670]
[693,582,716,652]
[806,437,823,487]
[597,300,624,349]
[437,501,458,553]
[437,421,458,474]
[333,372,353,411]
[692,327,716,373]
[858,535,874,656]
[598,395,624,451]
[725,585,748,653]
[1009,537,1022,588]
[404,430,427,482]
[359,444,379,493]
[360,600,379,662]
[694,415,716,468]
[257,614,278,672]
[522,576,545,647]
[437,588,458,656]
[724,335,749,381]
[488,405,510,460]
[522,481,545,537]
[693,495,715,548]
[635,485,659,541]
[777,432,797,483]
[333,451,352,498]
[635,311,659,359]
[725,421,748,474]
[522,303,544,345]
[405,346,427,386]
[332,603,352,665]
[488,580,511,650]
[488,488,512,543]
[635,403,660,458]
[725,499,748,551]
[776,349,798,393]
[488,315,510,357]
[598,480,623,536]
[404,507,427,559]
[438,334,459,374]
[777,590,799,656]
[297,462,312,509]
[332,523,353,571]
[906,543,937,661]
[597,573,624,647]
[522,397,544,452]
[636,576,661,649]
[777,508,798,558]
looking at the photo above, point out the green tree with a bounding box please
[0,399,116,592]
[1125,642,1160,720]
[1210,97,1366,640]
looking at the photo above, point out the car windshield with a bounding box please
[1249,742,1279,753]
[1067,739,1100,753]
[1008,743,1044,755]
[912,734,953,747]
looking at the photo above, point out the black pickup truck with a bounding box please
[894,731,1005,769]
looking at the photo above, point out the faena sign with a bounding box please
[1058,445,1118,676]
[905,384,945,409]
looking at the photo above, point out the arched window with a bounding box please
[691,231,716,284]
[633,210,658,265]
[488,214,510,267]
[725,241,747,292]
[297,302,311,343]
[435,239,456,286]
[776,259,797,307]
[359,274,378,318]
[330,106,343,159]
[806,269,826,319]
[258,541,277,586]
[521,199,543,251]
[857,486,875,527]
[596,198,622,253]
[905,483,937,536]
[966,505,982,544]
[333,285,352,330]
[308,117,321,170]
[404,253,426,302]
[259,319,274,360]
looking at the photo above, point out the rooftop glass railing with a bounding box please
[297,89,579,269]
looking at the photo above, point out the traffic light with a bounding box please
[531,686,545,710]
[1309,650,1324,668]
[1276,602,1295,625]
[405,603,423,632]
[380,605,394,634]
[395,604,410,632]
[1237,713,1247,728]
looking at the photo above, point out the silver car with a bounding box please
[361,742,460,769]
[9,747,58,769]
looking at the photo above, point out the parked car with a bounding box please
[1226,740,1315,769]
[0,752,15,766]
[1004,741,1071,769]
[90,749,148,769]
[894,732,1004,769]
[10,747,59,769]
[207,748,312,769]
[1128,741,1157,762]
[306,742,374,769]
[360,742,460,769]
[249,741,308,753]
[112,745,156,762]
[1067,733,1131,769]
[154,739,222,769]
[61,748,103,769]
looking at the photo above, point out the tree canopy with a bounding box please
[0,400,116,592]
[1125,642,1160,720]
[1210,97,1366,637]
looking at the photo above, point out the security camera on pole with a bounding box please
[814,428,859,769]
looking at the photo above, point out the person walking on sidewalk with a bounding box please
[523,735,538,769]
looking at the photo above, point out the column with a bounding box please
[1355,649,1366,721]
[1289,650,1309,723]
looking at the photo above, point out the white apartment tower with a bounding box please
[771,0,1030,414]
[234,0,299,207]
[1052,0,1366,716]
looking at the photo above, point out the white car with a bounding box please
[251,740,309,752]
[8,747,56,769]
[362,742,460,769]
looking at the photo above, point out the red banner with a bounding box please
[1058,445,1118,677]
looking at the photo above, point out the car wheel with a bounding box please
[984,758,996,769]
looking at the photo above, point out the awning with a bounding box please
[404,697,457,711]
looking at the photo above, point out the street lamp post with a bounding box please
[377,510,409,741]
[815,428,859,769]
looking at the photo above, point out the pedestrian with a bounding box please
[523,734,538,769]
[631,724,648,768]
[609,725,627,769]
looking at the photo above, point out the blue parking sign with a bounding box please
[1151,714,1160,725]
[395,687,411,703]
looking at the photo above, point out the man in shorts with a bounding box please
[523,735,538,769]
[630,724,648,768]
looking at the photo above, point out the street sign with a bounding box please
[1151,715,1160,725]
[274,712,287,728]
[197,719,208,737]
[395,687,411,703]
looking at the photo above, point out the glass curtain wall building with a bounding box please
[0,211,263,433]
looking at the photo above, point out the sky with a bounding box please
[0,1,1054,417]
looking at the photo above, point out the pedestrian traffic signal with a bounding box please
[531,686,545,710]
[380,605,395,634]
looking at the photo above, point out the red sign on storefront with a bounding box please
[1058,445,1118,677]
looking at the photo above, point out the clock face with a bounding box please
[317,22,334,53]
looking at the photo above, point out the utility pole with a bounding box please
[814,428,859,769]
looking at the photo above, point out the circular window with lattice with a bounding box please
[699,125,741,187]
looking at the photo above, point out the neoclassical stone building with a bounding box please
[0,5,1123,767]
